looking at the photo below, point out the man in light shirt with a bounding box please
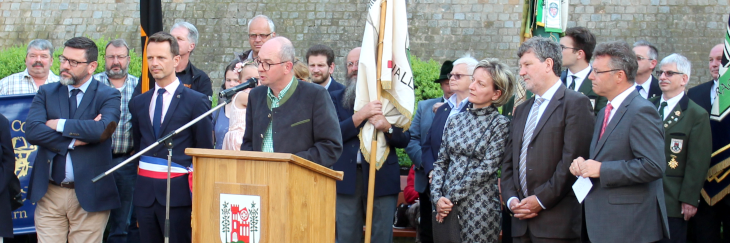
[0,39,60,95]
[559,27,607,114]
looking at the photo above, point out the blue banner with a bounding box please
[0,94,37,234]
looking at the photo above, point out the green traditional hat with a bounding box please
[435,60,453,83]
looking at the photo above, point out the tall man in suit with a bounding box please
[306,44,344,93]
[500,37,595,243]
[25,37,122,242]
[241,37,342,167]
[651,53,712,243]
[331,47,410,242]
[688,43,730,243]
[570,41,669,243]
[405,60,453,243]
[633,40,662,99]
[559,27,607,114]
[128,32,213,243]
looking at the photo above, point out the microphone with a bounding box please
[219,77,258,100]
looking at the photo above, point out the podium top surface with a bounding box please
[185,148,344,181]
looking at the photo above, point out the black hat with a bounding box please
[435,60,453,83]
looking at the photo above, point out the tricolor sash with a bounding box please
[139,156,194,193]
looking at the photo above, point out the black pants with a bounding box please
[692,198,730,243]
[502,206,513,243]
[418,184,434,243]
[659,217,687,243]
[136,201,192,243]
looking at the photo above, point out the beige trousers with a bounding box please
[35,183,110,243]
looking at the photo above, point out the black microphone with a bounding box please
[219,77,258,99]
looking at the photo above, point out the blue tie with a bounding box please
[636,85,643,93]
[52,89,80,182]
[153,89,166,138]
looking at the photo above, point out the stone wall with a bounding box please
[0,0,728,89]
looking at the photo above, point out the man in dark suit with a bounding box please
[650,53,712,243]
[500,37,594,243]
[0,114,17,241]
[241,37,342,167]
[331,47,409,242]
[633,40,662,99]
[306,44,344,93]
[25,37,122,242]
[559,27,607,114]
[571,41,669,243]
[688,43,730,243]
[405,60,453,243]
[128,32,213,243]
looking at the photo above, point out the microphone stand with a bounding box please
[91,94,235,242]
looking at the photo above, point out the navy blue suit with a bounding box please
[25,80,122,212]
[327,78,345,93]
[406,98,441,193]
[0,114,16,238]
[129,82,213,243]
[330,89,409,197]
[421,101,470,175]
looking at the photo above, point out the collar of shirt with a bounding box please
[95,72,133,89]
[637,76,652,98]
[149,78,181,124]
[567,66,592,90]
[67,76,93,94]
[446,93,469,110]
[177,61,193,75]
[606,85,636,123]
[659,92,684,121]
[247,51,254,60]
[22,68,60,84]
[324,76,333,90]
[712,79,719,103]
[267,76,296,104]
[536,80,562,102]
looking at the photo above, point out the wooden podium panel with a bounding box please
[187,149,343,243]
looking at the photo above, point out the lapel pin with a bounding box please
[675,111,681,116]
[177,95,181,98]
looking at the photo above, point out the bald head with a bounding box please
[710,44,724,80]
[260,37,294,63]
[346,47,361,80]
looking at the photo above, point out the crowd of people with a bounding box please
[0,13,726,243]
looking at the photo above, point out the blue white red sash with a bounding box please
[138,156,191,179]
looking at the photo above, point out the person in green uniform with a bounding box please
[650,53,712,243]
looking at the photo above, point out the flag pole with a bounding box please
[364,0,388,242]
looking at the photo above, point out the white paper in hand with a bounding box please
[572,176,593,203]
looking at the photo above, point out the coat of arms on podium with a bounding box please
[220,194,261,243]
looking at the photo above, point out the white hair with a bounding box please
[659,53,691,80]
[452,54,479,75]
[248,15,276,33]
[171,21,199,45]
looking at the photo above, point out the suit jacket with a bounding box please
[642,75,662,99]
[241,79,343,167]
[584,90,669,243]
[25,80,121,212]
[421,100,469,176]
[406,98,441,193]
[129,83,213,207]
[327,78,345,93]
[650,94,712,218]
[0,114,16,237]
[330,89,409,197]
[560,69,608,114]
[500,84,595,239]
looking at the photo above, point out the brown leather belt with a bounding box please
[50,180,75,189]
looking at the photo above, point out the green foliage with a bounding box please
[0,37,143,80]
[221,202,231,243]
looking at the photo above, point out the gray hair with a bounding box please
[474,58,516,107]
[105,39,130,55]
[273,37,295,62]
[452,54,479,76]
[633,40,658,60]
[171,21,199,45]
[248,15,276,33]
[594,41,639,83]
[517,37,562,76]
[659,53,691,80]
[27,39,53,56]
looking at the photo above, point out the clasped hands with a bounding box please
[569,156,601,178]
[46,114,102,147]
[435,197,453,223]
[509,195,542,219]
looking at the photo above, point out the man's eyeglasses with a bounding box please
[347,61,359,68]
[59,56,91,67]
[560,45,578,51]
[593,68,622,74]
[249,33,273,39]
[637,56,653,61]
[105,55,129,61]
[656,70,684,78]
[253,58,288,71]
[447,73,472,80]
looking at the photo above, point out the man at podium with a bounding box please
[241,37,343,167]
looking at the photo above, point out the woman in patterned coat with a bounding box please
[431,58,516,242]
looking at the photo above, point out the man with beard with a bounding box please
[330,47,410,243]
[306,44,344,93]
[0,39,60,95]
[24,37,121,242]
[93,39,139,243]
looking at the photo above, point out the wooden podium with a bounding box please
[186,149,344,243]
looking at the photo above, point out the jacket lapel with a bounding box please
[57,84,70,119]
[663,95,689,131]
[577,69,594,95]
[74,80,97,119]
[531,85,565,142]
[593,91,638,155]
[159,85,184,134]
[513,98,531,186]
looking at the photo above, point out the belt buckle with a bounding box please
[60,181,74,188]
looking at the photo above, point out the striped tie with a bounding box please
[519,97,545,197]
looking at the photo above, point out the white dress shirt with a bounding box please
[149,79,181,125]
[606,86,637,124]
[53,77,93,183]
[567,66,592,92]
[658,92,684,121]
[636,76,652,99]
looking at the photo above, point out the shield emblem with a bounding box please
[670,138,683,154]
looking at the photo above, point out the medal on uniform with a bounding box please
[670,138,683,154]
[669,155,679,169]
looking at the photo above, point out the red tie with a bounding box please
[600,103,613,139]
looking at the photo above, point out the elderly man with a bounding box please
[93,39,139,243]
[0,39,60,95]
[650,53,711,243]
[241,37,342,167]
[633,40,662,99]
[570,41,669,243]
[238,15,277,60]
[306,44,344,93]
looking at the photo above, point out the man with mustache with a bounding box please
[237,15,277,61]
[0,39,60,95]
[25,36,121,243]
[306,44,344,93]
[330,46,409,243]
[93,39,140,243]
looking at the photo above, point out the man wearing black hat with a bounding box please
[405,60,453,243]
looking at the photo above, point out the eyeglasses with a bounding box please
[656,70,684,77]
[560,45,578,51]
[253,58,288,71]
[59,56,91,67]
[105,55,129,61]
[593,68,622,74]
[636,56,653,61]
[249,33,273,39]
[447,73,472,80]
[347,61,359,68]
